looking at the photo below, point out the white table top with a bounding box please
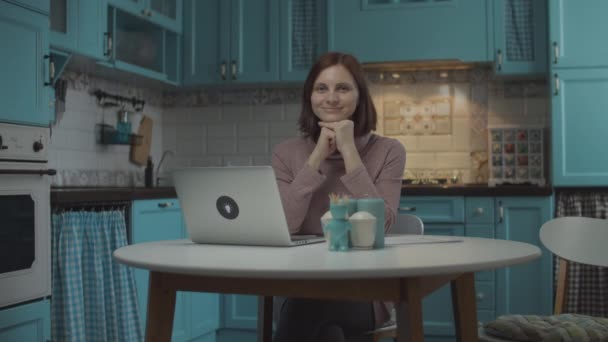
[113,236,541,279]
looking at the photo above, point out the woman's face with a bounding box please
[310,64,359,123]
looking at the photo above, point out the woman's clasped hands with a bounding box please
[308,120,363,173]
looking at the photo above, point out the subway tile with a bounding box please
[162,124,177,153]
[253,156,271,166]
[223,156,252,166]
[189,105,222,123]
[207,123,236,138]
[270,122,299,137]
[238,123,268,138]
[222,105,252,122]
[238,138,268,154]
[176,139,204,157]
[404,153,436,169]
[253,104,283,121]
[284,104,301,121]
[207,138,237,155]
[191,157,223,167]
[176,124,205,140]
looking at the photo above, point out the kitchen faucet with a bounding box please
[155,150,175,187]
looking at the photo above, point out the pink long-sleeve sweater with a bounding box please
[271,133,406,327]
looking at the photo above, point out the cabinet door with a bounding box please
[495,197,553,316]
[148,0,181,32]
[493,0,547,75]
[0,299,50,342]
[50,0,77,51]
[279,0,326,81]
[131,199,189,341]
[328,0,489,63]
[0,1,53,126]
[182,0,230,85]
[5,0,49,14]
[223,294,259,329]
[230,0,279,83]
[421,224,465,340]
[77,0,109,59]
[551,69,608,186]
[549,0,608,69]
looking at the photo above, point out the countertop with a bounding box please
[51,183,552,205]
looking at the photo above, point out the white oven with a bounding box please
[0,123,53,308]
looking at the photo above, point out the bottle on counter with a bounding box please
[145,157,154,188]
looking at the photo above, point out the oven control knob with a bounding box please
[33,140,44,152]
[0,136,6,150]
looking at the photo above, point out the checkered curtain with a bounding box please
[505,0,534,61]
[292,0,319,69]
[555,191,608,317]
[51,210,143,342]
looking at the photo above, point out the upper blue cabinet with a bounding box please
[107,0,182,32]
[549,0,608,69]
[492,0,547,75]
[182,0,279,85]
[0,0,53,127]
[5,0,49,14]
[50,0,109,60]
[279,0,327,81]
[327,0,489,63]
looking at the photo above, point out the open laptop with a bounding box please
[173,166,325,247]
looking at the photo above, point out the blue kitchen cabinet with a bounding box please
[50,0,112,60]
[550,69,608,186]
[0,0,53,126]
[182,0,279,85]
[492,0,547,75]
[495,197,553,316]
[5,0,49,14]
[0,299,50,342]
[327,0,489,63]
[107,6,181,84]
[279,0,327,81]
[131,199,220,341]
[549,0,608,69]
[108,0,182,32]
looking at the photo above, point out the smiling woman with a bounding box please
[270,52,406,342]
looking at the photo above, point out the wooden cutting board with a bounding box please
[130,115,153,166]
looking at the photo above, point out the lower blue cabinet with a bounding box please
[0,299,50,342]
[131,199,220,341]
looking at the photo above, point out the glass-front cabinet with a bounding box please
[108,0,182,32]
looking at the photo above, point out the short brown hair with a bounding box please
[298,52,377,139]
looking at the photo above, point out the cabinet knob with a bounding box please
[475,207,484,215]
[477,292,485,301]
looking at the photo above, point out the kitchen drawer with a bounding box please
[475,282,495,311]
[399,196,464,223]
[132,198,181,213]
[465,197,494,224]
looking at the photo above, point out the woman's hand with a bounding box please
[317,120,363,173]
[306,127,336,171]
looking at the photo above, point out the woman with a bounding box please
[271,52,406,342]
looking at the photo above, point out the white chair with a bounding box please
[371,213,424,342]
[479,216,608,342]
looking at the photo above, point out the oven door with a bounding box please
[0,173,50,308]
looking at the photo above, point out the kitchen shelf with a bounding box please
[97,124,142,145]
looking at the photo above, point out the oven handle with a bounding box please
[0,168,57,176]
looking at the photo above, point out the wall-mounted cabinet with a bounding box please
[0,0,54,127]
[5,0,49,14]
[279,0,327,81]
[108,6,180,84]
[182,0,279,85]
[0,299,50,342]
[108,0,182,32]
[491,0,548,75]
[328,0,489,63]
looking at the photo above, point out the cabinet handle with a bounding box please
[398,206,416,212]
[496,49,503,71]
[553,41,559,64]
[498,201,504,223]
[43,54,55,86]
[554,73,560,96]
[231,60,237,80]
[220,61,227,80]
[104,32,113,57]
[158,202,173,208]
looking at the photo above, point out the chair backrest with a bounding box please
[391,213,424,235]
[539,216,608,268]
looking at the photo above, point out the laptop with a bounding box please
[173,166,325,247]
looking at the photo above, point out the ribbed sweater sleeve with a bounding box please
[271,148,326,234]
[340,141,406,231]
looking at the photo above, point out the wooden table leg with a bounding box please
[146,272,177,342]
[257,296,273,342]
[451,273,478,342]
[396,278,424,342]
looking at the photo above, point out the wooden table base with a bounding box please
[144,271,478,342]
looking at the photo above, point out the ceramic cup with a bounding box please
[348,211,376,249]
[321,211,333,241]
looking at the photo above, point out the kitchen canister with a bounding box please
[357,198,385,249]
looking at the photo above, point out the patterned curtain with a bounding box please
[51,210,143,342]
[555,191,608,317]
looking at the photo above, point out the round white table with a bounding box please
[114,236,541,342]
